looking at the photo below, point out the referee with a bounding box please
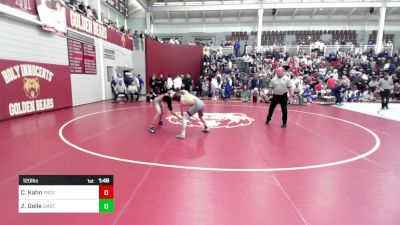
[378,74,394,110]
[265,67,293,128]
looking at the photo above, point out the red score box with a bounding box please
[99,185,113,199]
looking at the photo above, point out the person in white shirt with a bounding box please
[173,75,182,91]
[211,76,219,100]
[166,75,173,90]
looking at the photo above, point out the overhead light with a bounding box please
[185,1,202,5]
[167,2,184,6]
[204,1,220,5]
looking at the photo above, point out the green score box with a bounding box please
[99,199,114,213]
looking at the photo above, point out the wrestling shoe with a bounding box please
[149,127,155,133]
[158,120,164,125]
[176,133,186,139]
[202,127,210,133]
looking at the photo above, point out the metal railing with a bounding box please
[209,46,234,55]
[211,44,394,57]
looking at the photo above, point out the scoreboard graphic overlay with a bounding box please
[19,175,113,213]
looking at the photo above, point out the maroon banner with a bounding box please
[145,39,203,91]
[107,29,133,50]
[67,38,97,74]
[0,59,72,120]
[66,7,132,50]
[0,0,37,15]
[66,7,107,39]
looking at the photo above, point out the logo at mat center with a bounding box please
[166,112,254,128]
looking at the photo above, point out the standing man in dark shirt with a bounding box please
[183,74,193,92]
[157,74,166,94]
[150,74,157,94]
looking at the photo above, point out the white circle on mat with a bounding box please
[59,105,380,172]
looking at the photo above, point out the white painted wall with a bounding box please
[128,18,146,33]
[103,41,134,99]
[70,37,104,106]
[0,9,137,106]
[0,16,68,65]
[131,51,146,94]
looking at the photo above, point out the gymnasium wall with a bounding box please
[103,41,135,100]
[0,16,69,65]
[70,37,104,106]
[0,15,72,120]
[0,0,136,119]
[145,39,203,90]
[154,20,400,50]
[131,51,146,94]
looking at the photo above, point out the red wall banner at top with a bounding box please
[66,7,133,50]
[0,1,133,50]
[107,28,133,50]
[66,7,108,39]
[0,59,72,121]
[0,0,37,14]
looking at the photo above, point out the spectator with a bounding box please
[133,30,139,50]
[234,40,240,57]
[137,74,143,101]
[166,74,173,91]
[393,81,400,99]
[292,82,303,105]
[183,74,193,92]
[111,76,117,102]
[114,80,128,101]
[241,85,251,102]
[327,75,336,89]
[302,85,312,104]
[149,74,157,94]
[173,75,182,91]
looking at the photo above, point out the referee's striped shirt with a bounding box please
[378,78,393,90]
[270,75,292,95]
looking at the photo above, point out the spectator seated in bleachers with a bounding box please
[251,88,260,103]
[302,85,313,104]
[241,85,251,102]
[201,80,210,98]
[291,82,303,105]
[394,81,400,100]
[361,90,376,102]
[259,88,271,103]
[114,80,128,103]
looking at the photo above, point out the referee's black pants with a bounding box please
[267,93,288,124]
[380,89,390,109]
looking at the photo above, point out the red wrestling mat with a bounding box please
[1,101,399,225]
